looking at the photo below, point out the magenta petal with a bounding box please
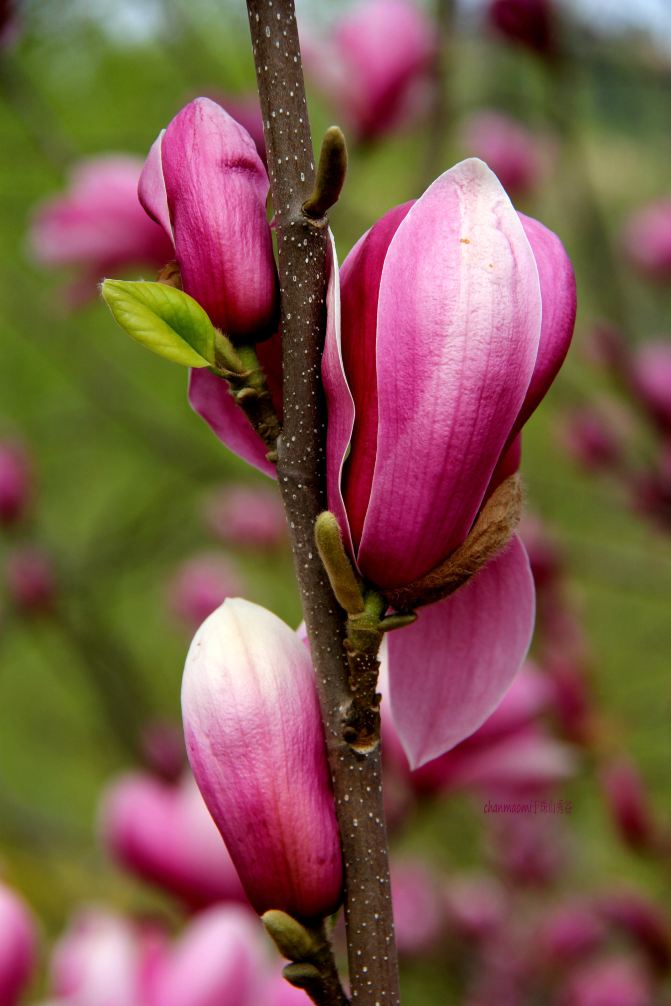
[358,159,542,587]
[138,133,173,241]
[337,202,414,551]
[188,369,276,478]
[517,213,576,429]
[322,231,357,556]
[387,534,535,768]
[161,97,277,337]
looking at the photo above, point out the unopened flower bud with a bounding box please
[182,598,343,919]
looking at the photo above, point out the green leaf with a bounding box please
[101,280,216,368]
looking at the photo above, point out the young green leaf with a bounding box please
[101,280,217,368]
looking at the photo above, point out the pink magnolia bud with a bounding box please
[0,441,32,526]
[600,758,658,853]
[6,545,56,613]
[461,111,543,198]
[324,158,575,768]
[182,598,343,919]
[29,157,173,302]
[538,900,605,965]
[204,484,287,549]
[390,860,445,955]
[139,97,278,340]
[559,958,653,1006]
[167,553,246,630]
[630,341,671,434]
[0,881,37,1006]
[486,0,557,56]
[622,200,671,281]
[146,905,266,1006]
[50,909,162,1006]
[99,771,247,909]
[301,0,435,143]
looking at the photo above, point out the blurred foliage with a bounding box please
[1,2,671,1000]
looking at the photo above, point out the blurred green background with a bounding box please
[1,0,671,996]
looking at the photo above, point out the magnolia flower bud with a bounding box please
[182,598,343,919]
[0,882,37,1006]
[139,97,278,341]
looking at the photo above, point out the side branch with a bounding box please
[245,2,401,1004]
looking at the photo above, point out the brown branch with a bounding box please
[245,2,400,1004]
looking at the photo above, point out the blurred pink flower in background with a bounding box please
[301,0,436,143]
[444,873,508,943]
[390,860,445,955]
[29,156,173,303]
[629,341,671,434]
[600,758,659,854]
[145,904,266,1006]
[621,200,671,281]
[0,881,37,1006]
[559,957,653,1006]
[538,899,605,966]
[167,553,245,630]
[5,545,56,614]
[597,892,671,974]
[558,406,625,472]
[50,909,162,1006]
[461,111,543,197]
[204,483,287,550]
[99,771,248,909]
[0,440,32,526]
[486,0,557,56]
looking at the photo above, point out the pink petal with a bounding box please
[188,369,276,478]
[160,97,277,337]
[138,133,173,240]
[358,159,542,587]
[516,212,576,429]
[335,203,413,550]
[387,534,535,768]
[182,599,342,918]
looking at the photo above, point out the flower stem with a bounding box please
[244,2,401,1003]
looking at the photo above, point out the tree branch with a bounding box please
[244,2,400,1003]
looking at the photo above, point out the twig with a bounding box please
[244,3,400,1004]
